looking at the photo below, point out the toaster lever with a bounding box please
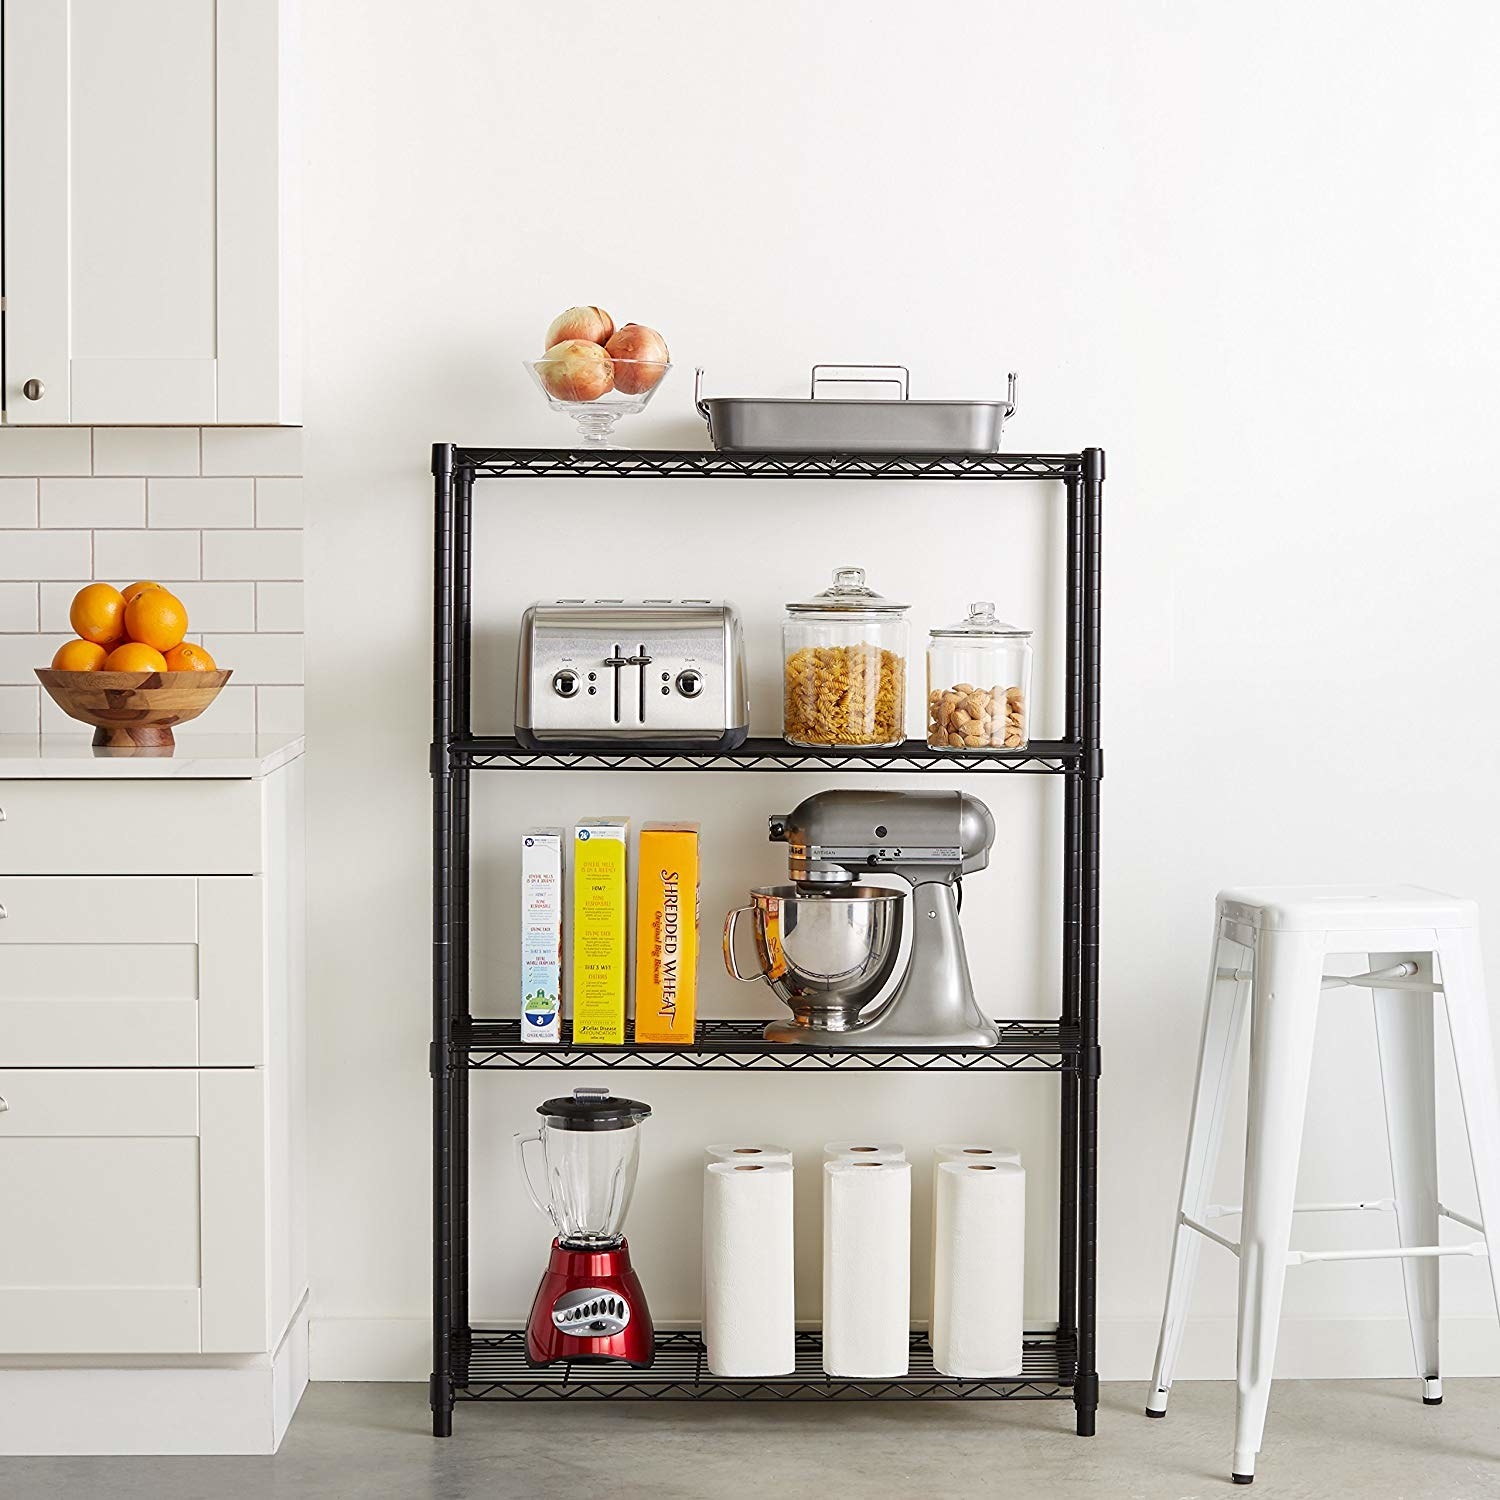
[626,653,653,667]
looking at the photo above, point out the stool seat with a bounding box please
[1217,885,1477,933]
[1147,885,1499,1484]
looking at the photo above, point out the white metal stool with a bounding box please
[1146,886,1500,1485]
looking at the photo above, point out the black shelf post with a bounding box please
[429,443,1103,1432]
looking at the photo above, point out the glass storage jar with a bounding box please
[926,603,1033,751]
[783,566,910,748]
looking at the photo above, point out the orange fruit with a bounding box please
[122,580,162,605]
[123,588,188,652]
[164,642,217,672]
[101,642,168,673]
[69,583,127,646]
[51,638,108,672]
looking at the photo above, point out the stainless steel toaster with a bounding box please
[515,600,750,751]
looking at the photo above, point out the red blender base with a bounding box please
[525,1238,654,1368]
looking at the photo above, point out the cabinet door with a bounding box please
[1,0,296,424]
[0,1069,268,1354]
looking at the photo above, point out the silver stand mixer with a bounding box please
[723,789,1001,1048]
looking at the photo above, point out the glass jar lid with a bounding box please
[538,1087,652,1131]
[929,601,1032,639]
[786,566,909,617]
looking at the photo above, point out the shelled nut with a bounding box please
[928,682,1026,751]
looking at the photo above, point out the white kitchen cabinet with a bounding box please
[1,0,300,425]
[0,733,306,1454]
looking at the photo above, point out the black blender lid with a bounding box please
[538,1087,651,1131]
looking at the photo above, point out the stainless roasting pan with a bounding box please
[695,365,1017,454]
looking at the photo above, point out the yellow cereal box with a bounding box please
[572,818,629,1044]
[633,823,700,1045]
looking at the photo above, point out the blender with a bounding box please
[514,1087,655,1367]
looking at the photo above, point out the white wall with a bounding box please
[299,0,1500,1379]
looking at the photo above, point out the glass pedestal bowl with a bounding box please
[524,359,671,447]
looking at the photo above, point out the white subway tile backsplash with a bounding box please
[149,477,255,529]
[40,478,146,529]
[0,633,68,685]
[202,529,302,580]
[92,428,200,476]
[0,531,92,581]
[255,478,303,527]
[201,427,303,477]
[255,581,304,632]
[5,426,302,742]
[256,685,304,734]
[203,632,303,684]
[0,583,40,632]
[0,428,92,477]
[0,685,40,733]
[93,529,202,581]
[0,479,40,527]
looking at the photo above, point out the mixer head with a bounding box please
[767,789,995,887]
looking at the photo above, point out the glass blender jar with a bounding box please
[926,602,1033,750]
[783,566,910,748]
[515,1087,655,1366]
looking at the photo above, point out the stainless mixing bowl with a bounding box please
[723,884,905,1032]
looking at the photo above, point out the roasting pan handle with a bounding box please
[810,364,910,401]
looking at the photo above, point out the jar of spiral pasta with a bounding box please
[783,567,909,748]
[926,602,1032,751]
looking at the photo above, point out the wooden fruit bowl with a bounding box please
[35,669,233,750]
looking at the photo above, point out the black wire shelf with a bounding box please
[455,448,1083,483]
[456,1328,1075,1401]
[451,736,1080,775]
[463,1017,1076,1072]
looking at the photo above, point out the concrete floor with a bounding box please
[1,1379,1496,1499]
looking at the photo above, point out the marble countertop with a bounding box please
[0,732,305,779]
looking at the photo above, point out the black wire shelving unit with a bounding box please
[430,443,1103,1436]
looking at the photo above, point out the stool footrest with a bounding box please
[1287,1241,1486,1266]
[1204,1198,1395,1219]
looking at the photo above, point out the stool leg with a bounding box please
[1371,951,1442,1404]
[1232,929,1324,1485]
[1147,927,1252,1416]
[1436,928,1500,1327]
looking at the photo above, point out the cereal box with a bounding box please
[572,818,629,1044]
[633,823,700,1045]
[520,829,563,1043]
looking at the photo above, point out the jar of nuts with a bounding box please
[926,603,1033,752]
[783,566,910,748]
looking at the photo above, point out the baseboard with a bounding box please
[309,1313,1500,1384]
[0,1300,310,1456]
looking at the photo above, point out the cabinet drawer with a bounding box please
[0,876,265,1066]
[0,1068,268,1354]
[0,780,262,875]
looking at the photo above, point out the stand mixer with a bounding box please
[723,789,1000,1048]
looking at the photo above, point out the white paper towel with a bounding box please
[930,1159,1025,1377]
[822,1159,911,1377]
[934,1143,1021,1166]
[928,1146,1022,1330]
[703,1160,796,1376]
[706,1143,793,1166]
[824,1140,906,1162]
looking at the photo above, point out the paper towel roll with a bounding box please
[934,1143,1021,1166]
[706,1143,793,1166]
[703,1160,796,1376]
[931,1159,1024,1378]
[928,1145,1022,1330]
[822,1159,911,1377]
[824,1140,906,1162]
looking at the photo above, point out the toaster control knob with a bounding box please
[675,669,704,699]
[552,669,580,698]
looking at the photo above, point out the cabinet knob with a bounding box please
[0,903,7,919]
[22,379,44,401]
[0,1096,8,1113]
